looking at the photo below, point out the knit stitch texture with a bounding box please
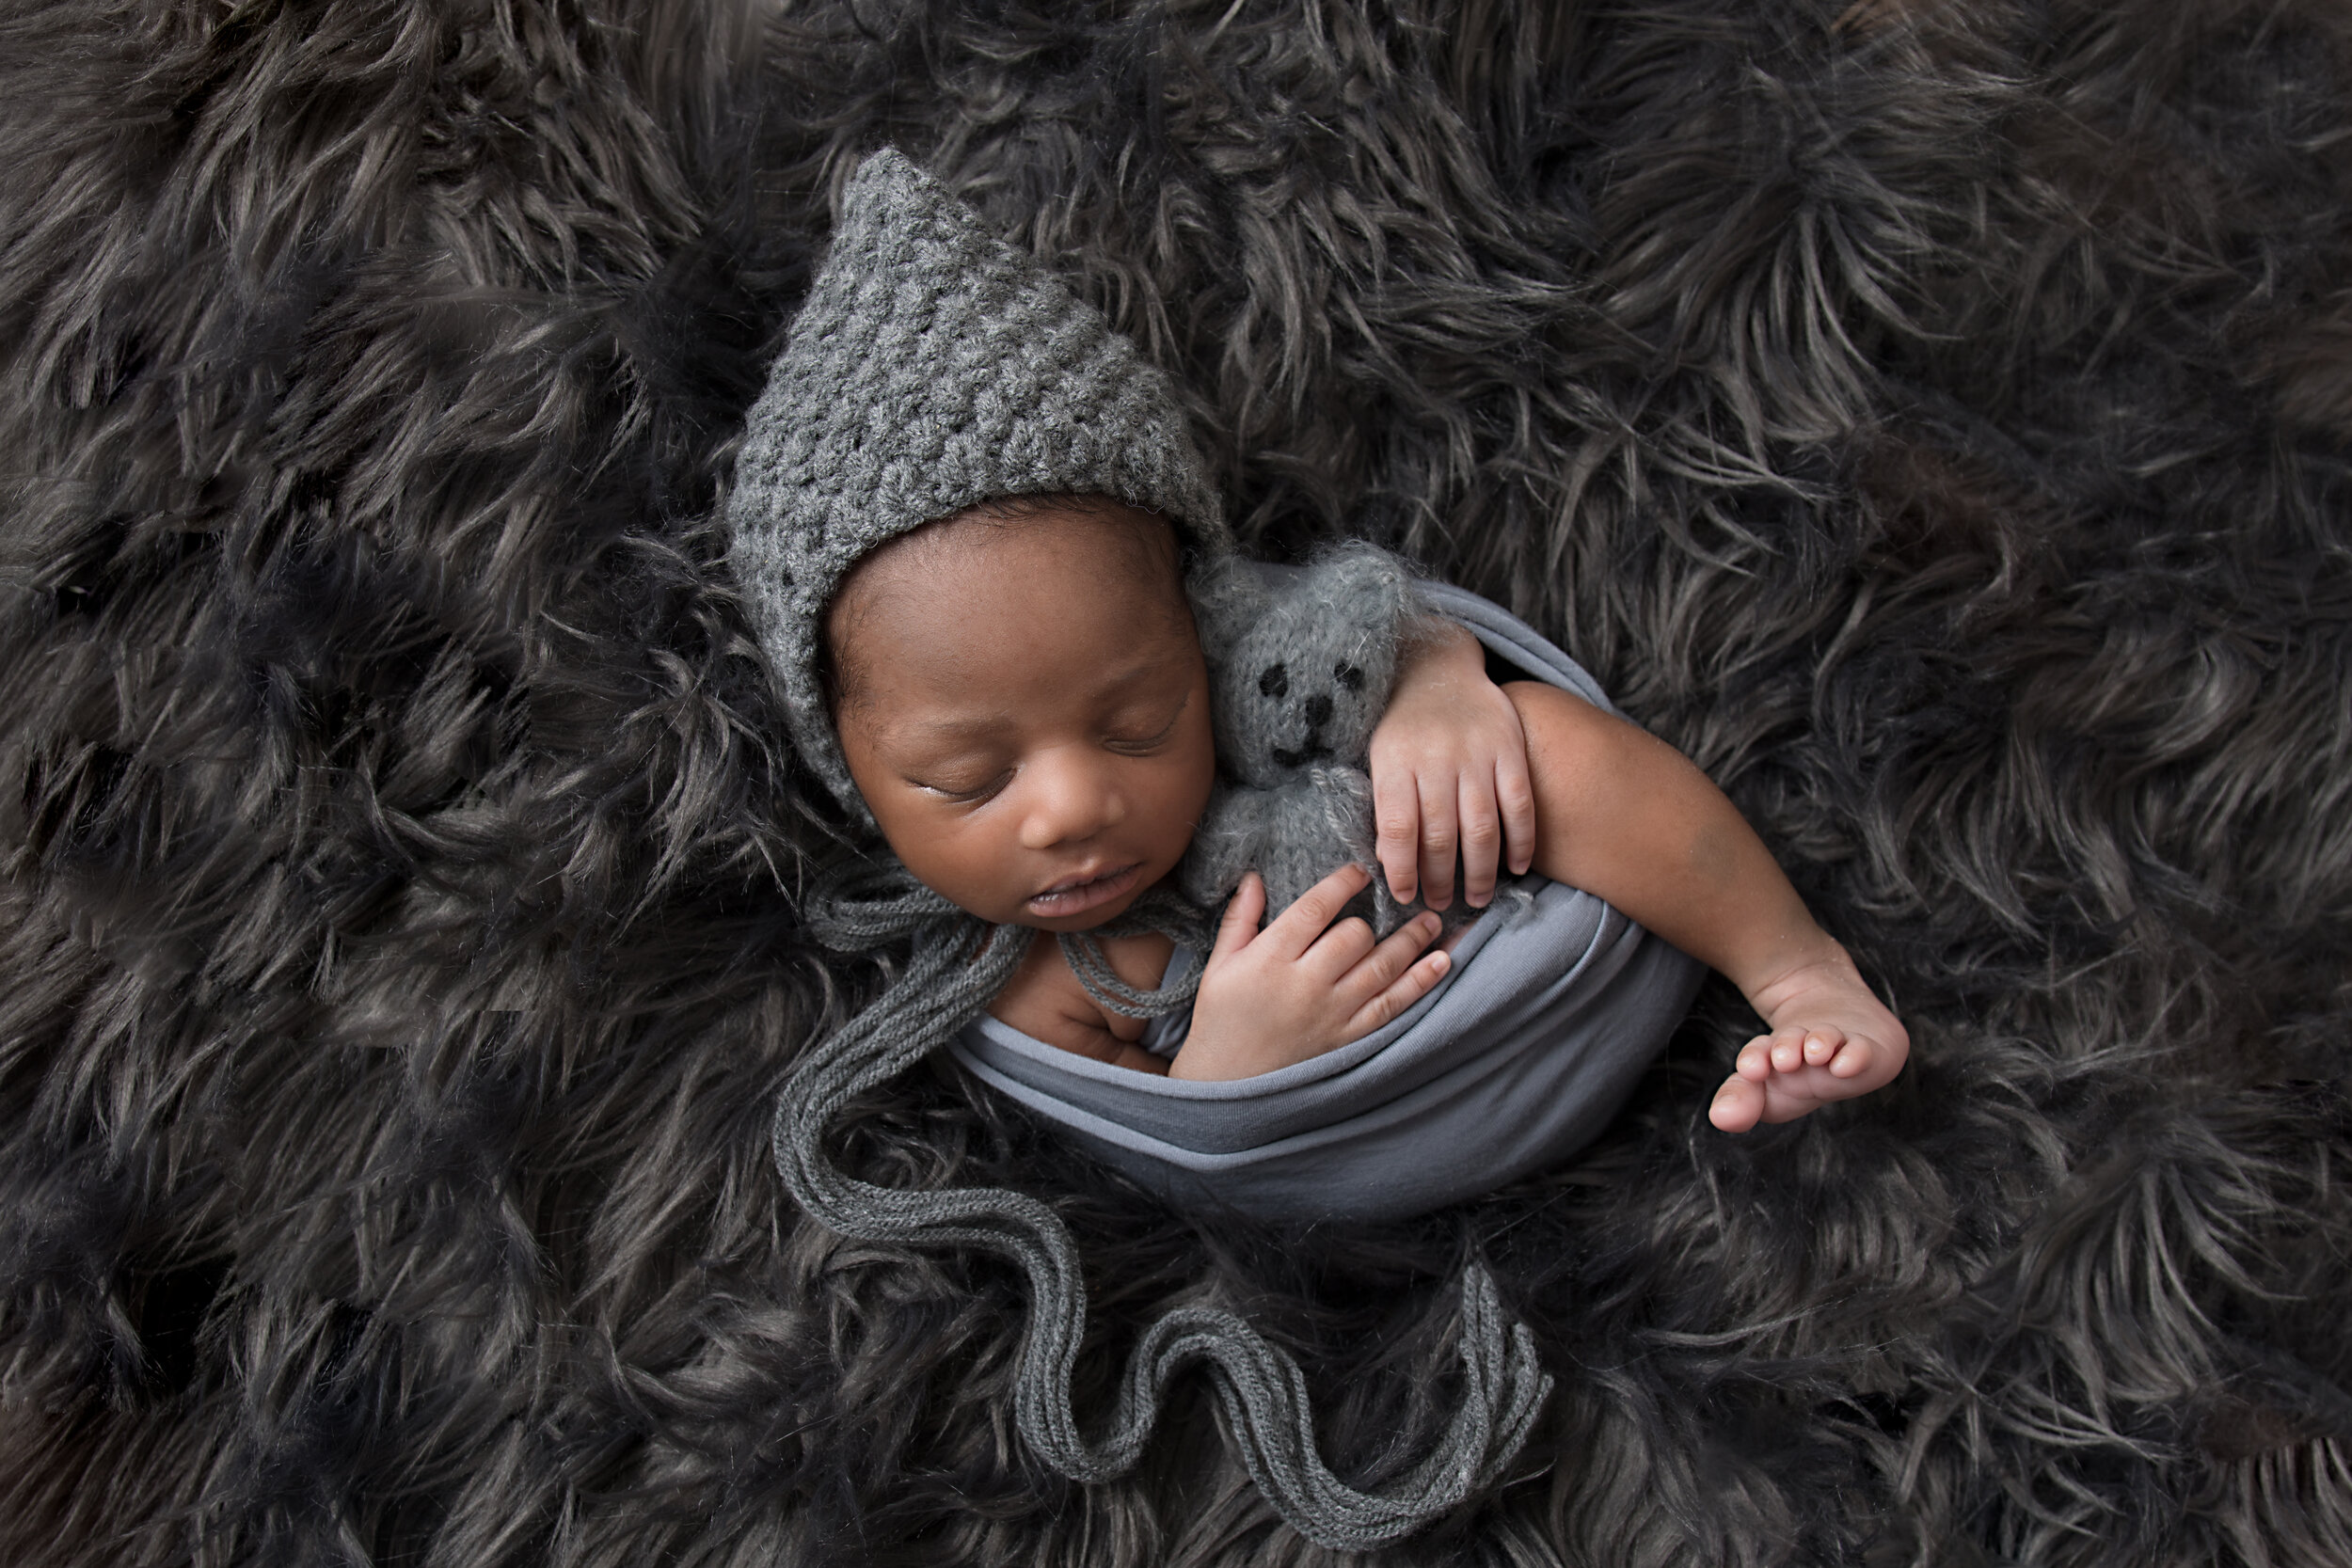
[1184,544,1438,934]
[725,148,1231,822]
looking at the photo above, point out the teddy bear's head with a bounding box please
[1189,543,1418,789]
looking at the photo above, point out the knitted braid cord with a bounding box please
[1056,921,1201,1020]
[776,858,1554,1549]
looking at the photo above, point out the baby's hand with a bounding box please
[1173,865,1449,1081]
[1368,617,1534,911]
[1709,947,1911,1132]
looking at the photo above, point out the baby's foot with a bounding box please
[1709,947,1909,1133]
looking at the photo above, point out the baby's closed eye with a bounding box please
[1104,697,1189,752]
[913,767,1012,801]
[896,742,1017,800]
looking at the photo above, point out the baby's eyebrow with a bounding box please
[864,649,1192,747]
[1098,646,1196,688]
[866,710,1017,749]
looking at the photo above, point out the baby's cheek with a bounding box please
[1168,726,1218,845]
[880,815,1011,919]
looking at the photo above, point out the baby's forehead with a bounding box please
[824,497,1197,708]
[834,499,1186,621]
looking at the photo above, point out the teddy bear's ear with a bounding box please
[1305,542,1417,667]
[1314,540,1415,611]
[1185,553,1268,657]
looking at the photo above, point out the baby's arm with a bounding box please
[987,887,1441,1081]
[1501,682,1909,1131]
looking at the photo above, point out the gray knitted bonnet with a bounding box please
[726,146,1231,825]
[726,149,1549,1550]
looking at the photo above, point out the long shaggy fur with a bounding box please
[4,0,2350,1562]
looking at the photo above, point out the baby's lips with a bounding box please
[1032,865,1107,898]
[1023,863,1141,918]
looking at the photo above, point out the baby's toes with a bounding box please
[1765,1026,1817,1075]
[1737,1035,1777,1082]
[1801,1028,1847,1068]
[1757,1079,1833,1124]
[1710,1073,1765,1132]
[1826,1036,1876,1079]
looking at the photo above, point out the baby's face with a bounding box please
[828,502,1216,930]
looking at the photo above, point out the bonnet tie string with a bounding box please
[773,854,1553,1550]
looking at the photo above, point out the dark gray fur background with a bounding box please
[5,0,2350,1562]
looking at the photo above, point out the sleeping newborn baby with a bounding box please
[821,491,1907,1132]
[727,145,1911,1546]
[731,144,1905,1153]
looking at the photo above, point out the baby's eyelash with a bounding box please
[1108,699,1187,751]
[915,770,1010,802]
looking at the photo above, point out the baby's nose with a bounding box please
[1302,692,1334,727]
[1016,750,1124,848]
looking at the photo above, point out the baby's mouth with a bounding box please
[1025,863,1141,919]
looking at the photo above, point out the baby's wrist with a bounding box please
[1170,992,1252,1080]
[1396,614,1485,679]
[1165,1033,1271,1081]
[1174,991,1327,1081]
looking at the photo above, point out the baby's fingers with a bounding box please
[1417,773,1459,911]
[1497,745,1536,879]
[1374,779,1423,906]
[1316,906,1435,989]
[1342,920,1450,1039]
[1457,775,1502,910]
[1351,910,1440,990]
[1210,873,1268,964]
[1261,863,1374,958]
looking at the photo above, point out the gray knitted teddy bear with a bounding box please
[1180,542,1425,934]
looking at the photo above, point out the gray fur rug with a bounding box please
[6,1,2351,1562]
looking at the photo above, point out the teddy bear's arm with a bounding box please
[1179,782,1277,907]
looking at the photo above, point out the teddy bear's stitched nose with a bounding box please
[1302,692,1334,726]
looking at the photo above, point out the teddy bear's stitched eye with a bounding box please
[1334,662,1365,690]
[1258,663,1289,699]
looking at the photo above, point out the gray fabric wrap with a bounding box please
[951,579,1707,1222]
